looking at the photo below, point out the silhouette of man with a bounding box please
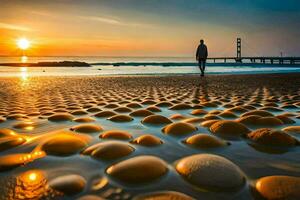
[196,39,208,76]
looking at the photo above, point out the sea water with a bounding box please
[0,56,300,77]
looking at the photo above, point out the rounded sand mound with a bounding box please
[107,156,168,184]
[163,122,197,136]
[49,174,86,196]
[247,128,298,147]
[70,124,103,134]
[176,154,245,191]
[134,191,195,200]
[100,130,132,140]
[142,115,172,125]
[85,141,134,160]
[185,134,229,148]
[48,113,74,122]
[108,115,133,122]
[210,120,250,139]
[132,134,163,146]
[254,176,300,200]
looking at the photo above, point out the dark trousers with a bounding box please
[198,59,206,75]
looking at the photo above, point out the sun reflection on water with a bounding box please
[11,170,48,200]
[21,56,28,63]
[19,67,29,82]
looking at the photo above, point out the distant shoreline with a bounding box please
[1,61,300,67]
[0,61,90,67]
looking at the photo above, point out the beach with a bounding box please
[0,73,299,200]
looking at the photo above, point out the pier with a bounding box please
[208,38,300,65]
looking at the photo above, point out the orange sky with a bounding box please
[1,0,299,57]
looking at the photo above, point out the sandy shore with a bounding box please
[0,73,299,200]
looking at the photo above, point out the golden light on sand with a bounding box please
[17,38,30,50]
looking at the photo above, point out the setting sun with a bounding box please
[17,38,30,50]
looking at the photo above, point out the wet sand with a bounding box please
[0,73,299,200]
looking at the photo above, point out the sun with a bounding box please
[17,38,30,50]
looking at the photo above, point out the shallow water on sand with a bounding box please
[0,74,299,200]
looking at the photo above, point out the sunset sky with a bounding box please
[1,0,300,57]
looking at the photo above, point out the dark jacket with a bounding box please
[196,44,208,60]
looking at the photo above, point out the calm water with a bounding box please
[0,56,300,77]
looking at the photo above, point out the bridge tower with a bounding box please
[236,38,242,62]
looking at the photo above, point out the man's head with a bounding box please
[200,39,204,44]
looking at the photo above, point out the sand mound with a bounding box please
[176,154,245,191]
[201,102,218,107]
[218,111,237,118]
[134,191,195,200]
[77,195,105,200]
[130,109,154,117]
[255,176,300,200]
[276,115,295,124]
[100,130,132,140]
[210,120,250,139]
[70,124,103,134]
[132,135,163,146]
[282,126,300,134]
[41,133,88,156]
[200,120,220,128]
[48,113,74,122]
[163,122,197,136]
[241,110,274,117]
[169,103,192,110]
[71,110,88,115]
[155,102,173,107]
[146,106,161,112]
[107,156,168,184]
[49,174,86,196]
[86,141,134,160]
[94,111,117,118]
[185,134,229,148]
[108,115,133,122]
[256,117,284,126]
[86,107,102,113]
[170,114,186,120]
[126,103,142,108]
[73,117,95,123]
[114,107,133,113]
[247,128,298,147]
[182,117,205,124]
[236,115,261,125]
[0,117,6,123]
[191,109,208,116]
[0,128,18,137]
[142,115,172,125]
[0,136,26,152]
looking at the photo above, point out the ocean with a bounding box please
[0,56,300,77]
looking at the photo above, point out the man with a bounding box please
[196,39,208,76]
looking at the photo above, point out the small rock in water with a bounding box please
[49,174,86,196]
[176,154,245,191]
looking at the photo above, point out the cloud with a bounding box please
[0,22,33,31]
[80,15,155,28]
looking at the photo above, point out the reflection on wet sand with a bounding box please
[0,74,299,199]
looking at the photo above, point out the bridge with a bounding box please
[208,38,300,65]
